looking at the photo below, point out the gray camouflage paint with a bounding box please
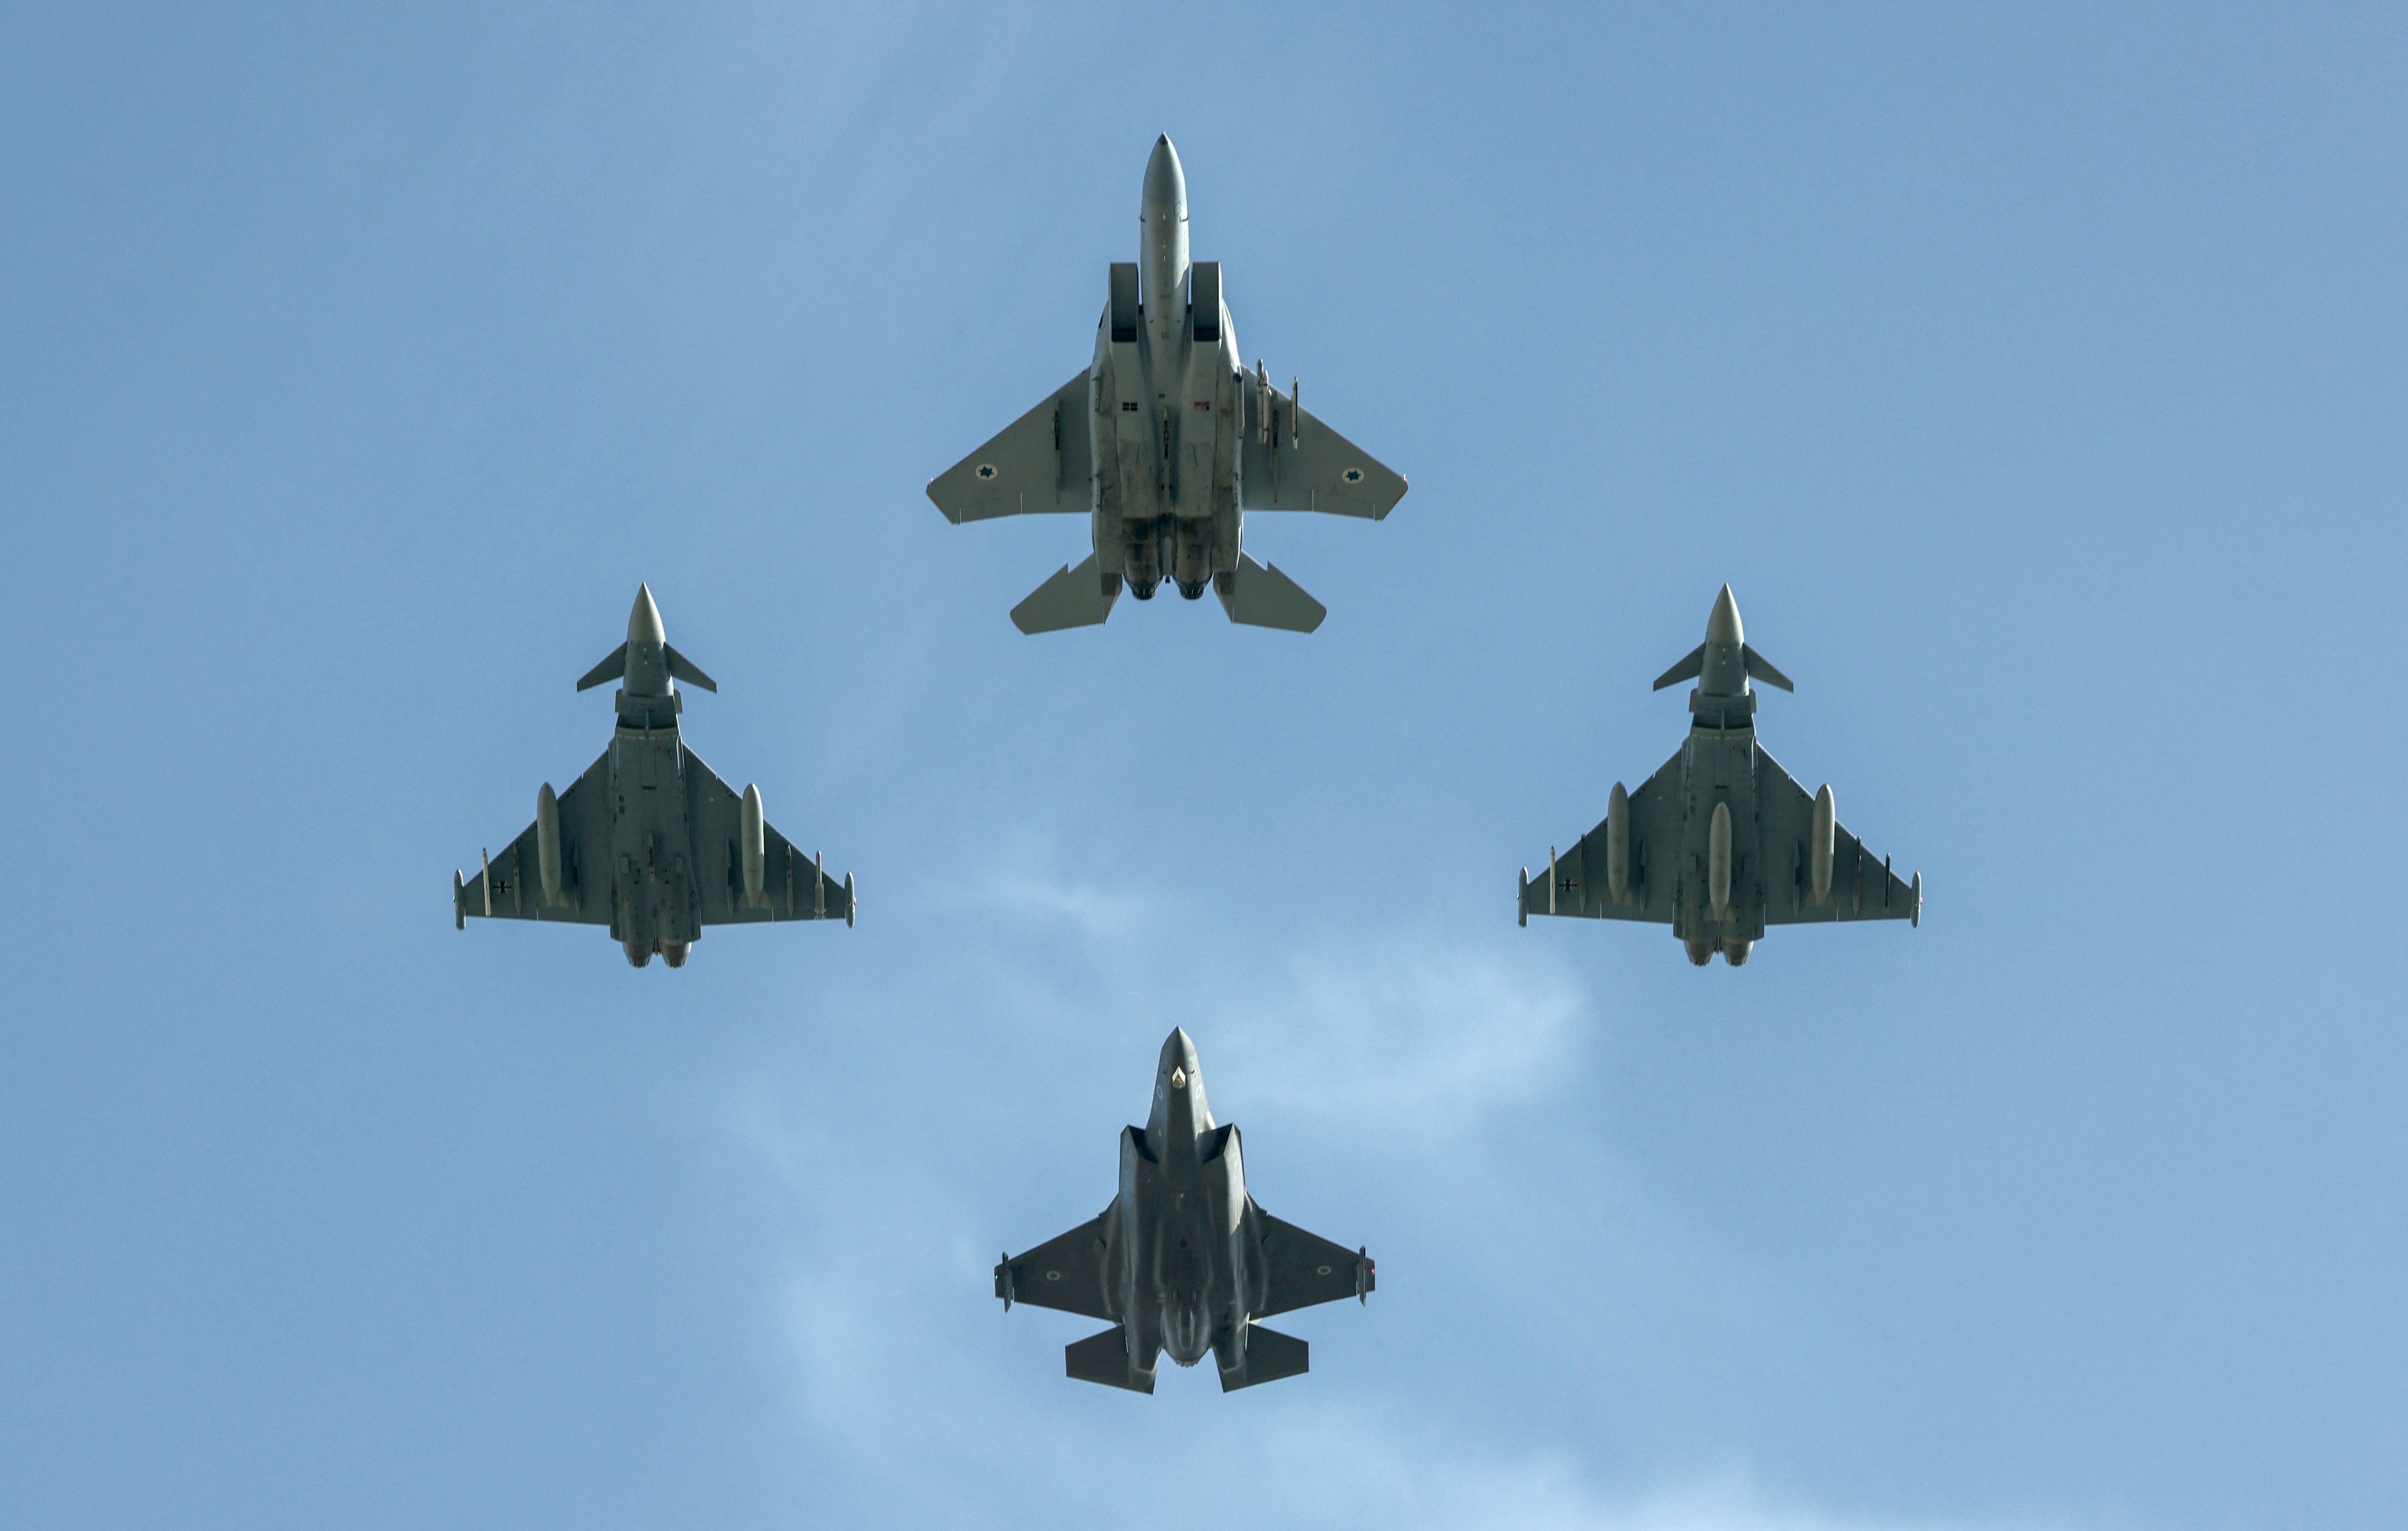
[1519,585,1921,965]
[996,1029,1373,1392]
[452,586,853,967]
[927,137,1407,633]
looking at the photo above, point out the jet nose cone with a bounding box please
[629,583,665,647]
[1706,583,1743,647]
[1143,135,1186,215]
[1160,1027,1198,1069]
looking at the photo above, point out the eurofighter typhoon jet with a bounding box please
[927,136,1407,634]
[452,585,853,967]
[1518,586,1920,966]
[996,1029,1373,1392]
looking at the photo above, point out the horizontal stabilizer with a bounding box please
[1651,642,1705,692]
[1742,643,1792,692]
[1221,1324,1308,1391]
[1010,554,1118,635]
[575,641,629,692]
[1214,552,1325,633]
[1065,1326,1153,1393]
[665,644,716,692]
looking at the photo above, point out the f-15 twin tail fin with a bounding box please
[1214,552,1325,633]
[1011,554,1119,635]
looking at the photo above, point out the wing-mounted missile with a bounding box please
[1810,784,1836,904]
[536,782,563,906]
[1604,782,1632,902]
[739,784,766,910]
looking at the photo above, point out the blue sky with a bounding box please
[3,3,2403,1528]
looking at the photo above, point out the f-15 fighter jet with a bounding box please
[1518,586,1920,966]
[452,585,852,968]
[996,1029,1373,1392]
[928,135,1406,634]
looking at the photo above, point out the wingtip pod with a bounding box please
[1911,872,1922,928]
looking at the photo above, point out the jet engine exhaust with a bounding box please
[1130,578,1160,600]
[1685,937,1713,967]
[662,941,690,968]
[623,940,652,968]
[1176,579,1207,600]
[1722,939,1753,966]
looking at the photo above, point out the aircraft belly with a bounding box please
[1677,730,1767,942]
[610,729,697,946]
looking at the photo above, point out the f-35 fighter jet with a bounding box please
[996,1029,1373,1392]
[1518,586,1920,966]
[452,585,853,968]
[928,136,1406,634]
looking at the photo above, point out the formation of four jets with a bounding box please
[450,137,1919,1392]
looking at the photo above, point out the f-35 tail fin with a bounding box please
[1011,554,1119,635]
[1217,1323,1309,1392]
[1213,552,1325,633]
[1065,1325,1154,1393]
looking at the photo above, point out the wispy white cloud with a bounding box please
[722,855,2075,1531]
[1216,1410,2069,1531]
[1207,936,1583,1129]
[949,851,1587,1134]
